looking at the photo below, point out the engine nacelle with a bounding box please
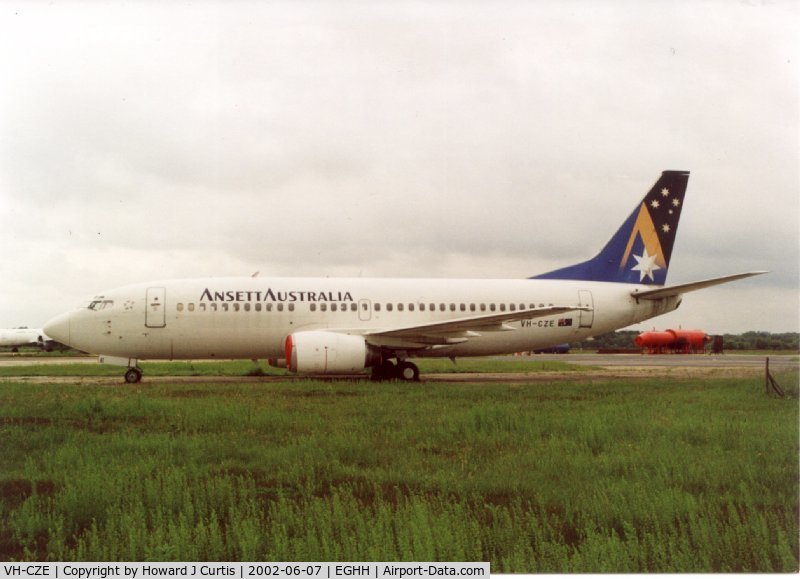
[285,331,381,374]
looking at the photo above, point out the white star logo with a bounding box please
[662,224,671,233]
[650,199,660,209]
[672,198,680,207]
[631,248,662,282]
[661,188,670,197]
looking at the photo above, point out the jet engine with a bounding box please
[285,331,381,374]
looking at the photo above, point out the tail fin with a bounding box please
[532,170,690,285]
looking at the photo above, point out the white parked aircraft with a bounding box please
[44,171,765,383]
[0,328,51,351]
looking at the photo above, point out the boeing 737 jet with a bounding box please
[0,328,52,351]
[44,170,765,383]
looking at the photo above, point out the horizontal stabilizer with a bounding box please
[630,271,768,300]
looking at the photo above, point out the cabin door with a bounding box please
[145,287,167,328]
[578,290,594,328]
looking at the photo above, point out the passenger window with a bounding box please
[222,304,229,312]
[470,304,476,312]
[233,303,240,312]
[500,304,506,312]
[510,304,516,312]
[331,304,338,312]
[409,304,415,312]
[243,303,250,312]
[200,303,206,312]
[375,303,381,312]
[449,304,456,312]
[490,304,496,312]
[288,304,294,312]
[255,303,261,312]
[177,303,184,312]
[266,303,273,312]
[351,303,358,312]
[459,304,466,311]
[398,303,404,312]
[387,303,393,312]
[321,304,327,312]
[439,304,446,312]
[278,304,284,312]
[310,303,316,312]
[188,303,195,312]
[211,303,218,312]
[480,304,486,312]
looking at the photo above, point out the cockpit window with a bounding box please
[87,300,114,311]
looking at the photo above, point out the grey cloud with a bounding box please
[0,0,796,331]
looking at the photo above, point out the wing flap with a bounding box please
[363,305,585,347]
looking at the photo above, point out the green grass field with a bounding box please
[0,366,797,571]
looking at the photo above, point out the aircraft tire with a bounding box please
[396,361,420,382]
[124,368,143,384]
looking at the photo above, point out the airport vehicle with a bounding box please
[0,328,51,352]
[43,170,765,383]
[635,329,711,354]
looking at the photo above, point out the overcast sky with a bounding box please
[1,1,797,335]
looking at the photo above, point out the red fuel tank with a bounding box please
[635,329,710,353]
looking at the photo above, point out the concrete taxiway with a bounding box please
[0,353,795,385]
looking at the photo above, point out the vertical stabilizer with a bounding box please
[532,170,690,285]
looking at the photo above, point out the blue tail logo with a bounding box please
[532,170,690,285]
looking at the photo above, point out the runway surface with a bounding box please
[0,353,796,385]
[520,352,798,370]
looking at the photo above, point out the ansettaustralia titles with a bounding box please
[200,288,354,303]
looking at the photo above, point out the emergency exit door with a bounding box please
[145,287,166,328]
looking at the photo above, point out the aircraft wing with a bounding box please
[630,271,768,300]
[363,305,586,347]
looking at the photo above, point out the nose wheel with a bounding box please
[124,367,143,383]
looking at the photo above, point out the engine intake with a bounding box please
[285,331,381,374]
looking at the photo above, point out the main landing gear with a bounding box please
[371,359,420,382]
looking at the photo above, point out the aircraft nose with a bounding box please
[43,312,71,345]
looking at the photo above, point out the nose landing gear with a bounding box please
[98,355,143,384]
[124,367,143,383]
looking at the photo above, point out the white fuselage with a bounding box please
[0,328,48,348]
[45,277,680,361]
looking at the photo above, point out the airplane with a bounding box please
[0,328,52,351]
[43,170,766,383]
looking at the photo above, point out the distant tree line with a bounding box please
[575,331,799,351]
[719,332,799,351]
